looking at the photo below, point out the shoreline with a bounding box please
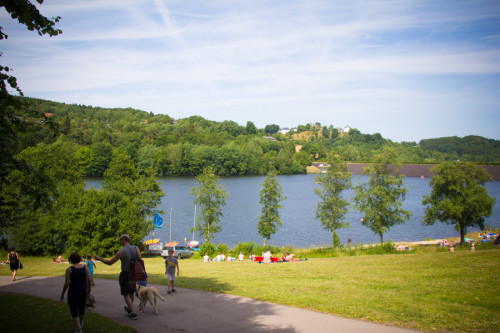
[309,163,500,180]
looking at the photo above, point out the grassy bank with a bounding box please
[2,249,499,332]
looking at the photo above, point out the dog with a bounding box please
[136,284,166,315]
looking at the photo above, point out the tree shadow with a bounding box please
[143,276,298,332]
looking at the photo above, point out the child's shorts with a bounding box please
[167,272,175,281]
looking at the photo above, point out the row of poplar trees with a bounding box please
[191,146,496,250]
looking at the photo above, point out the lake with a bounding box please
[85,175,500,248]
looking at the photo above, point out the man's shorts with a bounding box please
[119,271,136,296]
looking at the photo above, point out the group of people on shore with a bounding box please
[203,251,250,262]
[202,250,296,263]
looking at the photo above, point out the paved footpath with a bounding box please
[0,276,419,333]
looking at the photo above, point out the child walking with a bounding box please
[165,249,179,295]
[86,254,97,286]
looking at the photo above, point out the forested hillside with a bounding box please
[420,136,500,163]
[14,97,500,177]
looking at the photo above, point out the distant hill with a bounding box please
[12,97,500,178]
[419,136,500,163]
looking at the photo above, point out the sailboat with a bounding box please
[187,205,200,248]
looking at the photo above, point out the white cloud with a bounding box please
[1,0,500,142]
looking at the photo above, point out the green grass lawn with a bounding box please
[2,249,499,332]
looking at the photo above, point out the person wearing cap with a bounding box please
[94,234,142,320]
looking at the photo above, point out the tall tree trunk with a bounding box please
[460,225,465,245]
[332,228,337,248]
[263,237,267,247]
[379,233,384,244]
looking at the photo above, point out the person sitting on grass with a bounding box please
[284,252,295,261]
[494,234,500,248]
[263,250,272,264]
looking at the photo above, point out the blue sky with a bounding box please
[1,0,499,142]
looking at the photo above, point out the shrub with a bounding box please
[358,241,397,255]
[280,244,296,256]
[233,241,257,255]
[253,244,281,257]
[215,243,229,254]
[199,242,216,257]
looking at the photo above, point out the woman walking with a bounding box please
[8,247,20,281]
[60,252,91,333]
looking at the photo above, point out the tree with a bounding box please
[0,1,61,233]
[258,169,287,246]
[264,124,279,134]
[422,162,495,244]
[10,147,164,256]
[354,146,412,243]
[103,150,163,218]
[314,154,352,248]
[8,140,83,255]
[245,121,257,135]
[321,126,329,139]
[190,167,228,243]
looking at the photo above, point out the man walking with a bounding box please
[95,234,142,320]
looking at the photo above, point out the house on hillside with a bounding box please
[279,128,290,134]
[343,125,351,133]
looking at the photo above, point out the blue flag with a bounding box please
[154,212,163,228]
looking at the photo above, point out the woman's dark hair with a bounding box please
[10,247,15,252]
[68,252,82,264]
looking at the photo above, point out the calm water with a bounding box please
[85,175,500,248]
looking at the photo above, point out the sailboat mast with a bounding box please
[192,205,196,241]
[169,208,172,243]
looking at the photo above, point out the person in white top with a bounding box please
[262,250,272,264]
[215,253,222,261]
[238,252,244,261]
[220,253,226,261]
[226,254,232,261]
[203,253,210,262]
